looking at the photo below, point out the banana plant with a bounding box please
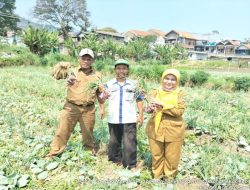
[64,37,78,57]
[79,33,101,56]
[22,27,58,56]
[154,43,187,64]
[100,38,118,59]
[125,38,151,61]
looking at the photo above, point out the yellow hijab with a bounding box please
[154,69,180,133]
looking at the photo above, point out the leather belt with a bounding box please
[68,101,94,107]
[80,103,94,107]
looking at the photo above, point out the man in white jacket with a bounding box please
[103,59,143,169]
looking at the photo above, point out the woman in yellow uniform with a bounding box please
[145,68,186,180]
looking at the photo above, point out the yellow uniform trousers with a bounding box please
[47,101,96,156]
[148,138,183,180]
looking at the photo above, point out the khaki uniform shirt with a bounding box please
[146,90,186,142]
[66,66,103,105]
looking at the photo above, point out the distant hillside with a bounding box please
[17,17,57,31]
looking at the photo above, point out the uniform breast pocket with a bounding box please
[109,89,118,100]
[70,79,83,94]
[124,89,135,102]
[72,79,81,88]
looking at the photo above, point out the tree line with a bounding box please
[0,0,90,38]
[22,28,188,64]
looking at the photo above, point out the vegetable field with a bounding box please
[0,66,249,190]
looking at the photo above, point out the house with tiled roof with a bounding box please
[148,29,166,37]
[216,40,241,54]
[123,29,167,44]
[165,30,196,50]
[235,44,250,55]
[148,29,166,45]
[216,41,225,54]
[224,40,241,54]
[124,30,151,42]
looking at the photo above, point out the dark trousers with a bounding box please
[108,123,137,168]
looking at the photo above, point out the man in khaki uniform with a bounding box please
[46,48,104,157]
[145,69,186,180]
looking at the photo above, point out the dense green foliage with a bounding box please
[1,43,250,93]
[0,0,19,36]
[22,27,58,56]
[64,33,188,63]
[0,44,40,66]
[154,43,188,64]
[190,71,210,86]
[42,53,76,66]
[234,77,250,92]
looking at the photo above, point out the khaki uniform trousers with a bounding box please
[148,138,183,179]
[47,101,96,156]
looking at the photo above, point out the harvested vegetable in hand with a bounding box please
[51,62,70,80]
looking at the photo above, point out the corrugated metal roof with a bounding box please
[96,31,124,38]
